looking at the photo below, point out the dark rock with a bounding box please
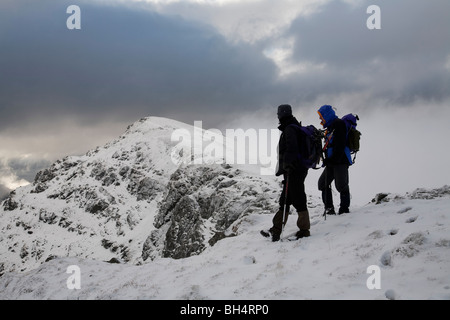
[31,183,48,194]
[39,209,58,224]
[372,193,390,204]
[136,177,162,201]
[3,196,18,211]
[90,162,107,181]
[86,199,109,214]
[45,255,57,262]
[20,245,28,259]
[142,229,165,261]
[106,257,121,264]
[208,231,236,247]
[163,195,205,259]
[58,217,72,228]
[0,263,5,277]
[101,239,114,250]
[34,168,56,184]
[102,172,118,187]
[217,179,237,189]
[407,185,450,200]
[119,166,130,178]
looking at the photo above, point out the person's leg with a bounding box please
[318,166,335,214]
[293,167,310,233]
[334,165,350,214]
[270,177,290,240]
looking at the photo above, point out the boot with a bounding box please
[260,229,280,242]
[297,210,310,231]
[296,210,310,239]
[295,229,310,239]
[271,208,287,241]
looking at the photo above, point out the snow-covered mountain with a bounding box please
[0,116,449,300]
[0,116,282,274]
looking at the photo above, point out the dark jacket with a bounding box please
[275,116,301,177]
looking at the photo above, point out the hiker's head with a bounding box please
[277,104,292,121]
[318,105,337,127]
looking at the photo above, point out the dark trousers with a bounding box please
[271,167,308,235]
[318,164,350,210]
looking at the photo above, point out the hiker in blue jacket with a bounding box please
[317,105,352,215]
[261,104,310,241]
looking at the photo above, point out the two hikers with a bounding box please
[262,104,352,241]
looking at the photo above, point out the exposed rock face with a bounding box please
[142,164,277,260]
[163,195,205,259]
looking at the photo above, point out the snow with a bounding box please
[0,117,449,301]
[1,188,449,300]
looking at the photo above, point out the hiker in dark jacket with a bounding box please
[261,104,310,242]
[317,105,352,215]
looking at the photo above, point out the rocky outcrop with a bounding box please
[163,195,205,259]
[142,164,278,260]
[371,185,450,204]
[2,191,18,211]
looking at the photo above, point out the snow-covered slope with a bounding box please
[0,186,449,300]
[0,116,449,300]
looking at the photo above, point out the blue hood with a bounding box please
[318,105,338,128]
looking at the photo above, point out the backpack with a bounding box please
[289,124,323,169]
[341,114,361,162]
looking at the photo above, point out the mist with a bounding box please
[220,99,450,207]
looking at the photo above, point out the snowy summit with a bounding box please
[0,116,449,300]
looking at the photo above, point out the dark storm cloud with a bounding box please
[283,0,450,107]
[0,0,279,130]
[2,0,449,132]
[0,184,11,201]
[4,157,50,183]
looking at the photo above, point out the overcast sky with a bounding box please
[1,0,450,203]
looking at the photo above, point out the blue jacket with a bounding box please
[318,105,352,166]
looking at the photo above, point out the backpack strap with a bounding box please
[322,129,334,152]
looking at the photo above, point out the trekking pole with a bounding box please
[323,167,327,221]
[281,175,289,237]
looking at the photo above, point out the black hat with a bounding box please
[277,104,292,120]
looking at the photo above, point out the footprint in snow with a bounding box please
[380,251,392,267]
[397,206,412,214]
[389,228,398,235]
[405,216,418,223]
[385,289,397,300]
